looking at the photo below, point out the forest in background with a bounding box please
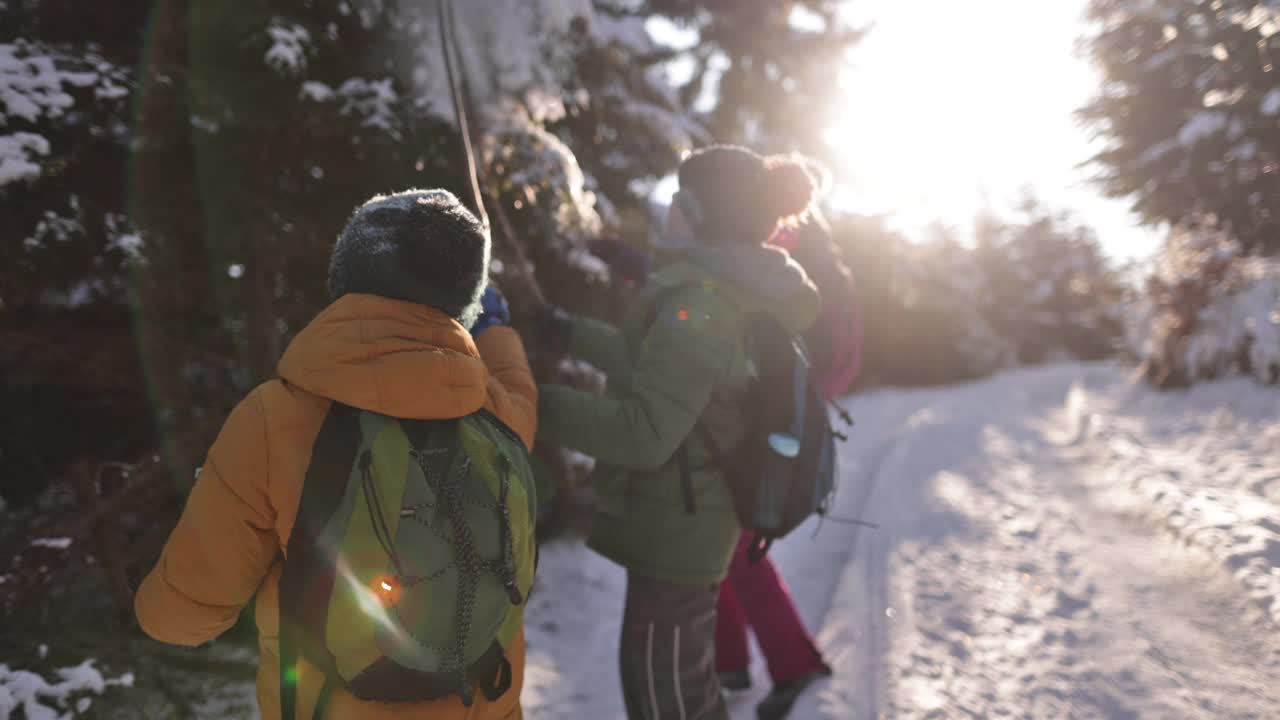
[1,3,1278,692]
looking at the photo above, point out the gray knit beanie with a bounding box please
[328,189,490,328]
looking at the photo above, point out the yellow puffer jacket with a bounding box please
[136,293,537,720]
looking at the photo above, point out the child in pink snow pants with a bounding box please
[716,534,830,718]
[717,209,861,720]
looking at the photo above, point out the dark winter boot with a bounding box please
[755,663,832,720]
[718,669,752,692]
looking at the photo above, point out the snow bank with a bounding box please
[1070,369,1280,623]
[0,659,133,720]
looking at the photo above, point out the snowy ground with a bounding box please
[8,362,1277,719]
[525,362,1280,719]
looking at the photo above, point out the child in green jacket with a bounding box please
[537,146,821,720]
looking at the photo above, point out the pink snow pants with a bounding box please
[714,533,825,684]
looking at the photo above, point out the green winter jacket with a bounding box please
[537,243,820,585]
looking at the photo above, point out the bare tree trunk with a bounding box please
[246,243,282,385]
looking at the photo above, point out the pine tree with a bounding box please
[835,216,1007,386]
[972,200,1126,365]
[0,1,155,501]
[644,0,861,154]
[835,202,1125,388]
[0,1,708,493]
[1082,0,1280,254]
[0,2,144,311]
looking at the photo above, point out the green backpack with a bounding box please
[278,403,537,718]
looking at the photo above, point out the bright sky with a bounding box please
[825,0,1162,261]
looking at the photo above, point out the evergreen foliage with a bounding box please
[0,0,862,498]
[1082,0,1280,254]
[840,203,1126,388]
[1128,216,1280,386]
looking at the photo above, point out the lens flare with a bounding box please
[331,555,412,647]
[372,574,403,608]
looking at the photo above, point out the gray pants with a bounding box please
[619,573,728,720]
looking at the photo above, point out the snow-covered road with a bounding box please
[525,362,1280,719]
[12,363,1273,719]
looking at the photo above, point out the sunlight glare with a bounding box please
[825,0,1158,259]
[827,1,1090,218]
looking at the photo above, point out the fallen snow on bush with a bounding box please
[264,20,311,75]
[1128,219,1280,385]
[1182,257,1280,382]
[0,659,133,720]
[1177,256,1280,381]
[297,77,400,138]
[0,41,131,188]
[0,130,48,185]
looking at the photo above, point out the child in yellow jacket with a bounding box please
[136,189,536,720]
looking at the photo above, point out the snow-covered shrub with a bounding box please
[487,105,604,248]
[1180,259,1279,382]
[263,19,311,75]
[2,0,860,502]
[0,41,131,189]
[0,658,133,719]
[1129,217,1280,386]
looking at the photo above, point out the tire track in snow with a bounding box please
[778,393,967,720]
[855,366,1280,719]
[736,426,903,719]
[812,432,901,718]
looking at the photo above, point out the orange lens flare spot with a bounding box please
[371,575,403,607]
[677,309,690,321]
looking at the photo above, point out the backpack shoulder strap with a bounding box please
[647,280,742,515]
[472,408,527,449]
[638,281,704,515]
[280,402,361,720]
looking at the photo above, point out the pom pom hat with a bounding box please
[675,145,816,246]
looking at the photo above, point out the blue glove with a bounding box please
[471,285,511,335]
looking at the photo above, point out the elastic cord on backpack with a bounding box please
[494,453,524,606]
[360,450,406,579]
